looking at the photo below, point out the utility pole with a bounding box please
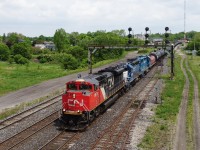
[171,44,174,79]
[184,0,186,40]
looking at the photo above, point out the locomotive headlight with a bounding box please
[77,110,80,113]
[63,109,66,112]
[73,94,76,98]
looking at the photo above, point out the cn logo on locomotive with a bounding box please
[68,99,84,107]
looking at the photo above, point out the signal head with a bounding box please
[145,27,149,31]
[145,33,149,38]
[165,27,169,31]
[128,34,132,38]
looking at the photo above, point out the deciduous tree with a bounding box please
[53,28,70,52]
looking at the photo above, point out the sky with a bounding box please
[0,0,199,37]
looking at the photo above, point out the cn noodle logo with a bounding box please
[68,99,84,107]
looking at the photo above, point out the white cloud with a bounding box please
[0,0,199,36]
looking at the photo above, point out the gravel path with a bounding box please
[173,56,189,150]
[173,46,200,150]
[0,51,138,112]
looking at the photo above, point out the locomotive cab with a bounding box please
[62,79,99,115]
[61,79,102,130]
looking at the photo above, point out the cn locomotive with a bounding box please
[60,49,165,130]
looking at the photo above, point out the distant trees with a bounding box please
[66,46,87,62]
[3,29,199,68]
[61,54,79,70]
[53,28,70,52]
[12,42,32,59]
[185,32,200,52]
[0,43,10,61]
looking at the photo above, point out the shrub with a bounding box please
[60,54,79,70]
[0,43,10,61]
[197,50,200,56]
[37,54,54,63]
[12,42,32,59]
[8,57,14,64]
[14,54,29,64]
[32,47,51,55]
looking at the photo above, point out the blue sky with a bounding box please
[0,0,199,37]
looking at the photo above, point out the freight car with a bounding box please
[60,49,166,130]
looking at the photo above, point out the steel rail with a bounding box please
[0,94,62,130]
[0,110,60,150]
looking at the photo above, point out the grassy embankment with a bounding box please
[186,55,200,149]
[0,50,130,119]
[184,58,194,150]
[139,55,185,149]
[139,53,200,149]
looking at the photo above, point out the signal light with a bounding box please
[145,34,149,38]
[145,40,149,44]
[128,40,132,44]
[128,27,132,31]
[165,40,170,44]
[145,27,149,31]
[165,27,169,31]
[128,34,132,38]
[165,33,169,38]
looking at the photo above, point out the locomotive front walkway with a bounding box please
[0,51,138,112]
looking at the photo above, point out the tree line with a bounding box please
[0,29,142,69]
[0,29,199,69]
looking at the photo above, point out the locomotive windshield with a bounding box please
[67,83,78,90]
[80,84,92,90]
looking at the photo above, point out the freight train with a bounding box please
[60,49,166,130]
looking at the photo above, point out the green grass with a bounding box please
[186,55,200,149]
[184,59,194,150]
[187,56,200,96]
[0,62,69,96]
[139,56,185,149]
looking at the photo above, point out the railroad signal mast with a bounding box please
[164,26,174,79]
[144,27,150,46]
[164,27,170,50]
[128,27,133,45]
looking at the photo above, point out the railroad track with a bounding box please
[91,78,159,149]
[39,131,79,150]
[0,110,60,150]
[0,94,62,130]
